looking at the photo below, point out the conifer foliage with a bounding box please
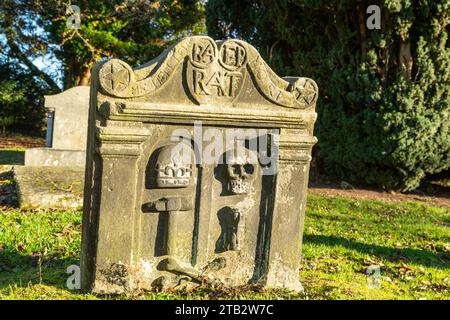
[207,0,450,191]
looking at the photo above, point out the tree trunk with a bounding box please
[78,67,91,86]
[399,39,413,80]
[64,60,92,89]
[6,32,61,94]
[357,5,367,56]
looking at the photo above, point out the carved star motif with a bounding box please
[102,62,130,93]
[295,80,317,105]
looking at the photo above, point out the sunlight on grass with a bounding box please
[301,196,450,299]
[0,195,449,300]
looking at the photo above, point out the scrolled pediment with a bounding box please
[97,36,318,109]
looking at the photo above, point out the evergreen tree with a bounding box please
[0,0,206,90]
[207,0,450,191]
[0,0,205,132]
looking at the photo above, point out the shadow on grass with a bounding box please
[0,170,19,208]
[304,234,450,270]
[0,149,25,165]
[0,250,79,294]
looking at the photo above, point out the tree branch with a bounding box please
[5,32,61,93]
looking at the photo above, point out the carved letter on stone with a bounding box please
[219,42,247,71]
[186,38,246,105]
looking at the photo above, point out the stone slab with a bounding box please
[25,86,90,168]
[24,148,86,166]
[13,165,84,210]
[81,36,318,294]
[45,86,90,150]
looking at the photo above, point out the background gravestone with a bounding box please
[14,86,89,209]
[25,86,90,167]
[81,36,318,294]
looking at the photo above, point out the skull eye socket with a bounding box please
[231,164,241,175]
[243,164,254,174]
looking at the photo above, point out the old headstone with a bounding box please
[15,86,89,209]
[25,86,90,166]
[81,36,318,294]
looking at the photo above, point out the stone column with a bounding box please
[81,120,150,293]
[262,129,317,291]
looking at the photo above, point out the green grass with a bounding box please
[0,148,25,165]
[0,195,449,300]
[301,196,450,299]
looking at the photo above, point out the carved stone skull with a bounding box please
[225,152,257,194]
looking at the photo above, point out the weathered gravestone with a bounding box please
[14,86,89,209]
[25,86,90,166]
[81,36,318,293]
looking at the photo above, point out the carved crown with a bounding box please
[156,163,192,186]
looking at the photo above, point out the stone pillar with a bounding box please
[263,129,317,291]
[81,121,150,293]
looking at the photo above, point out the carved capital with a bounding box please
[277,130,317,163]
[95,123,151,158]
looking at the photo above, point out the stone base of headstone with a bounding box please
[24,148,86,167]
[13,165,84,210]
